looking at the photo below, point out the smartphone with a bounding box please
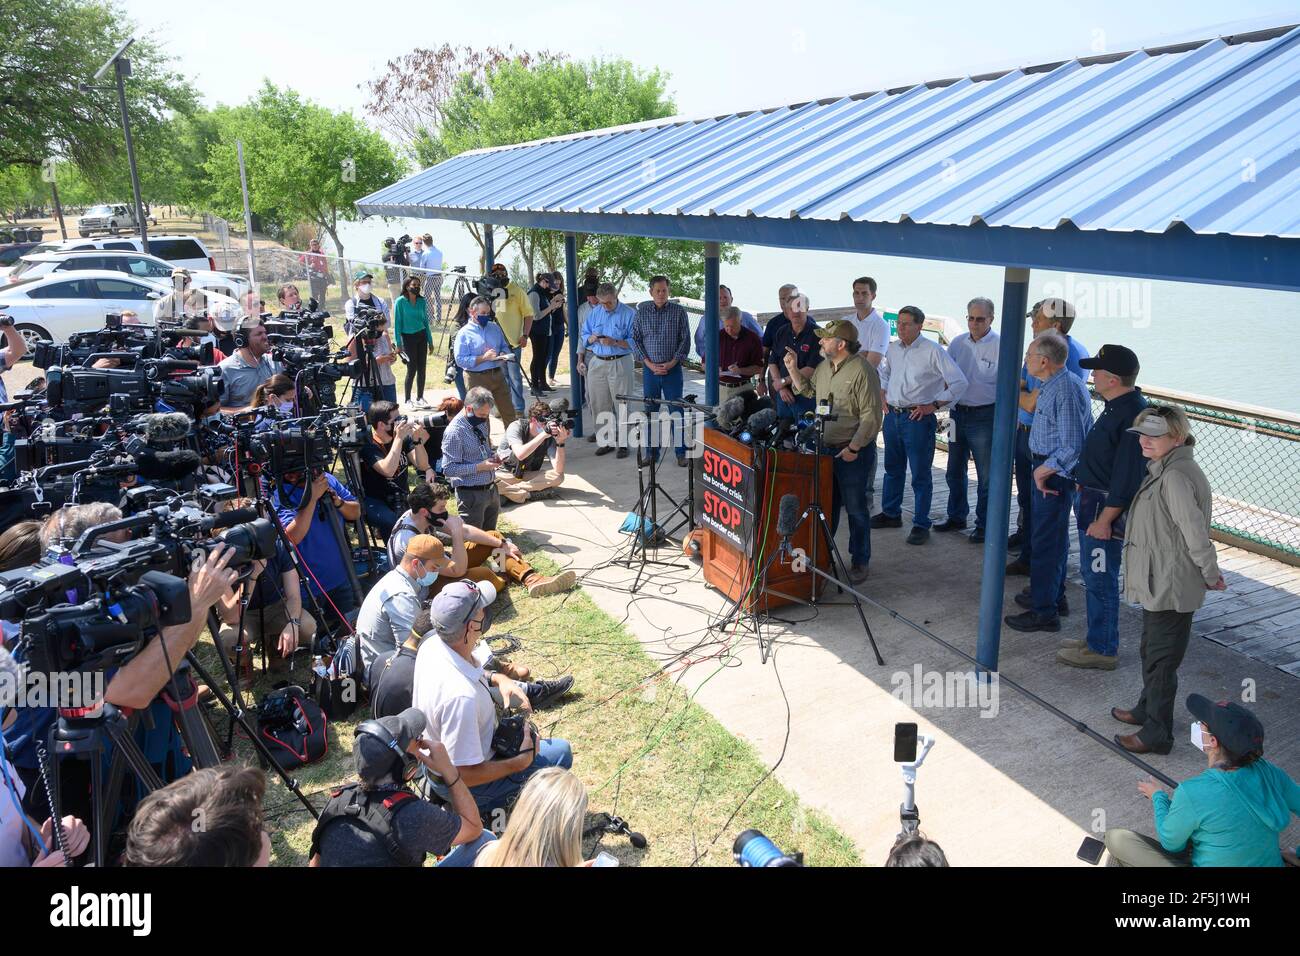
[894,722,918,763]
[1077,836,1105,865]
[592,851,619,868]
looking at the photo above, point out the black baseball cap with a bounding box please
[1079,344,1140,377]
[354,707,426,782]
[1187,694,1265,756]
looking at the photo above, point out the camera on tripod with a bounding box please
[382,235,411,267]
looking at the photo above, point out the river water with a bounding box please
[336,217,1300,414]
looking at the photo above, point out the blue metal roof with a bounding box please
[357,26,1300,290]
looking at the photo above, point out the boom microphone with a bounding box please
[776,494,800,539]
[203,507,260,531]
[135,448,202,482]
[136,412,194,445]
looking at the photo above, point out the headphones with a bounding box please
[354,720,416,782]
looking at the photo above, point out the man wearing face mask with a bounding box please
[344,270,395,411]
[359,401,432,544]
[453,297,517,428]
[356,535,450,679]
[487,262,533,419]
[440,388,505,531]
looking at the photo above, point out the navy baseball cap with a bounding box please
[429,580,497,636]
[1187,694,1265,756]
[1080,344,1140,377]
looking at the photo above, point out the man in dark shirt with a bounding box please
[759,283,798,399]
[767,292,821,421]
[1058,345,1148,671]
[310,707,493,867]
[359,400,432,542]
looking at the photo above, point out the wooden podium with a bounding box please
[694,426,833,611]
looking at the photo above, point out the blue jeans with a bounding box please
[453,365,467,399]
[1013,426,1034,561]
[547,315,566,379]
[357,384,394,412]
[503,346,525,414]
[773,388,815,422]
[881,410,937,529]
[831,443,875,566]
[436,831,497,867]
[946,404,994,528]
[0,430,14,482]
[1076,492,1123,656]
[642,364,686,457]
[364,497,399,543]
[1028,468,1075,619]
[468,738,573,815]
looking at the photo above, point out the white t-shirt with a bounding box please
[845,309,890,358]
[411,635,496,767]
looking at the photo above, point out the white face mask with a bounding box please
[358,284,372,296]
[1191,721,1208,752]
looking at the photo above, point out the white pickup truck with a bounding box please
[77,203,144,237]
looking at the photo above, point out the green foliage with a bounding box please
[415,57,740,290]
[199,83,405,261]
[0,0,196,176]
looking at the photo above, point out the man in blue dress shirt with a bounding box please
[453,296,518,428]
[578,283,636,459]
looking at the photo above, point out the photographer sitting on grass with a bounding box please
[412,581,574,820]
[388,480,576,600]
[309,706,492,867]
[496,399,570,505]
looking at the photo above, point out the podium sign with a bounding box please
[696,445,756,552]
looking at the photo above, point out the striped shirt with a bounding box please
[439,412,496,489]
[633,300,690,365]
[1029,367,1094,477]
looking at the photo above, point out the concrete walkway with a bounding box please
[430,380,1300,867]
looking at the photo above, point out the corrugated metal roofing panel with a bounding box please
[357,25,1300,239]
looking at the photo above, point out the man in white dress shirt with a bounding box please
[843,276,891,512]
[873,305,968,545]
[935,297,999,543]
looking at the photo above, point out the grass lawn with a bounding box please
[194,535,861,867]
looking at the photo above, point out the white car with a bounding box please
[8,250,250,301]
[23,234,217,274]
[0,270,241,347]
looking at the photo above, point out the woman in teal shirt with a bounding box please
[1106,695,1300,866]
[394,275,433,404]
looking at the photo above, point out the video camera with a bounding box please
[382,235,411,267]
[473,272,508,302]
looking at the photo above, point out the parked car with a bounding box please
[0,270,240,347]
[23,234,217,273]
[0,242,40,281]
[77,204,140,237]
[8,250,250,301]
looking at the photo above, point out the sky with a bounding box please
[119,0,1300,121]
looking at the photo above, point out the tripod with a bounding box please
[611,394,702,592]
[714,415,885,667]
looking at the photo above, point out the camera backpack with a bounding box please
[256,684,328,770]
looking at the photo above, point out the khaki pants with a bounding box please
[216,601,317,665]
[428,536,535,596]
[585,354,633,449]
[719,381,757,405]
[498,468,564,503]
[465,367,518,428]
[1104,828,1192,867]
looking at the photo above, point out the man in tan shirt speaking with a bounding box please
[784,319,884,583]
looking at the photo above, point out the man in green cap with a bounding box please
[784,318,884,583]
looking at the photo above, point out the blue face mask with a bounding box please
[416,567,438,587]
[474,312,491,326]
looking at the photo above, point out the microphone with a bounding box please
[716,395,747,431]
[135,448,203,482]
[776,493,800,554]
[202,507,260,531]
[136,412,194,445]
[744,407,778,438]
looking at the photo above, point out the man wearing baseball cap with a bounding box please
[356,534,451,679]
[309,707,493,867]
[1105,695,1300,867]
[1055,344,1148,670]
[784,318,883,582]
[412,580,574,816]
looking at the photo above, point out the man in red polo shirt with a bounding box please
[716,306,765,404]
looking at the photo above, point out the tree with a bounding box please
[0,0,196,176]
[201,84,405,288]
[0,167,45,223]
[415,57,740,290]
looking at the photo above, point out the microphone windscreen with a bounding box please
[746,408,777,436]
[139,412,194,444]
[135,448,202,481]
[776,494,800,537]
[717,395,745,430]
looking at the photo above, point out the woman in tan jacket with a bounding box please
[1112,407,1226,755]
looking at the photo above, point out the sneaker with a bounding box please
[870,513,903,529]
[906,527,930,545]
[616,447,629,459]
[1003,610,1060,632]
[528,487,558,501]
[1056,646,1118,670]
[1059,638,1087,650]
[933,518,967,532]
[529,676,575,709]
[527,569,577,598]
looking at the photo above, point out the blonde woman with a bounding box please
[1112,406,1225,756]
[476,767,588,867]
